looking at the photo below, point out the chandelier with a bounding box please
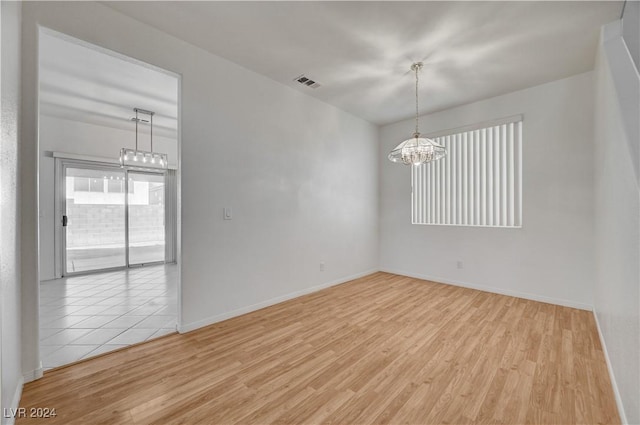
[120,108,168,169]
[388,62,446,166]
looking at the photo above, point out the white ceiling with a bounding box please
[39,31,179,138]
[105,1,621,125]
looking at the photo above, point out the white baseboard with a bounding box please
[23,365,43,383]
[178,269,378,333]
[380,269,593,311]
[593,309,628,424]
[2,377,24,425]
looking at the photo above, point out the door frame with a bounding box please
[34,27,183,380]
[56,158,171,277]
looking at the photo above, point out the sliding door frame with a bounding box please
[56,158,173,277]
[126,169,167,268]
[58,159,127,277]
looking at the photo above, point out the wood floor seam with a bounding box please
[18,272,620,425]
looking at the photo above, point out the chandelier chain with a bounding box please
[135,108,139,150]
[415,66,419,135]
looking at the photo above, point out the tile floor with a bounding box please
[39,264,177,370]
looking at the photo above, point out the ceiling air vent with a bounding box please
[294,74,321,89]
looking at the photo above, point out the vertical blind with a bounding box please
[412,116,523,227]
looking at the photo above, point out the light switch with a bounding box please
[223,207,233,220]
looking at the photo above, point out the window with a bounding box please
[73,177,104,193]
[90,178,104,192]
[73,177,89,192]
[107,179,124,193]
[412,115,522,227]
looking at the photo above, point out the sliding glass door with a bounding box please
[64,166,127,273]
[61,161,168,275]
[128,172,166,265]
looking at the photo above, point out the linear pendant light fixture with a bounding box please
[388,62,446,166]
[120,107,168,170]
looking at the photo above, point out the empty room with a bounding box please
[0,1,638,425]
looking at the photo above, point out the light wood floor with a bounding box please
[19,272,619,425]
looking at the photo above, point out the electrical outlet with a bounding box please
[457,261,463,269]
[320,262,325,272]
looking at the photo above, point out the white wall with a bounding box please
[20,1,379,377]
[1,1,23,422]
[39,115,178,163]
[622,0,639,73]
[593,20,640,425]
[38,115,177,281]
[379,72,596,309]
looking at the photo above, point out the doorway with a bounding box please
[60,161,173,275]
[38,28,181,370]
